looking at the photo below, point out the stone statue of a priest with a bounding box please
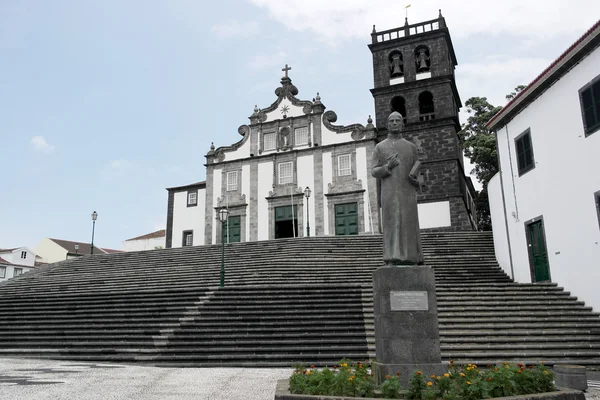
[371,111,424,266]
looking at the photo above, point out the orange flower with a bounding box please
[385,375,391,379]
[333,365,337,369]
[517,370,522,374]
[449,360,454,364]
[460,373,466,377]
[306,370,311,375]
[427,382,433,387]
[467,381,471,385]
[444,373,450,378]
[430,374,436,379]
[396,372,401,376]
[310,365,315,369]
[416,371,422,376]
[488,378,493,381]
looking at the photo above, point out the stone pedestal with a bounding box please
[372,266,446,386]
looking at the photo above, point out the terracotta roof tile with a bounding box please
[49,238,104,255]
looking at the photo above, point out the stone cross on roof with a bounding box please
[282,64,291,78]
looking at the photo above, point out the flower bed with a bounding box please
[273,359,584,400]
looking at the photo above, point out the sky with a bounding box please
[1,1,599,251]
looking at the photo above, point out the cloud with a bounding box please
[31,136,54,153]
[211,20,261,38]
[247,51,287,70]
[109,159,133,169]
[248,0,600,44]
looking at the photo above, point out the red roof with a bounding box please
[101,248,124,254]
[125,229,166,242]
[487,19,600,130]
[0,257,10,264]
[49,238,104,255]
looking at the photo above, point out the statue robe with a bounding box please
[372,137,424,265]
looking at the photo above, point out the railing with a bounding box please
[372,17,444,44]
[419,112,435,122]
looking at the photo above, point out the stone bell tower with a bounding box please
[369,10,476,230]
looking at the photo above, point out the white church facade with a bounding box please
[166,12,478,248]
[487,20,600,310]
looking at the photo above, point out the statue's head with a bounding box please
[387,111,404,134]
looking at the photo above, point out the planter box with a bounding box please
[274,379,585,400]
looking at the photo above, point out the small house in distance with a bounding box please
[123,229,166,252]
[34,238,122,264]
[0,247,38,282]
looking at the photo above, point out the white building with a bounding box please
[0,247,37,282]
[487,20,600,310]
[34,238,121,264]
[123,229,166,252]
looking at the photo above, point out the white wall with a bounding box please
[123,236,165,252]
[257,160,273,240]
[322,151,333,235]
[242,164,251,241]
[488,173,512,278]
[355,147,372,233]
[263,98,305,122]
[418,201,451,229]
[297,154,315,236]
[0,264,33,282]
[34,239,68,264]
[171,188,206,248]
[492,47,600,310]
[221,136,251,161]
[320,124,353,146]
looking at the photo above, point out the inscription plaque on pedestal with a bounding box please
[390,291,428,311]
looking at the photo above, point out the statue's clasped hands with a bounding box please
[386,154,400,170]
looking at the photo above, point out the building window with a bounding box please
[338,154,352,176]
[182,230,193,247]
[515,129,535,176]
[278,161,293,184]
[20,251,26,259]
[0,267,5,278]
[580,76,600,136]
[294,127,309,146]
[264,133,276,151]
[227,171,238,191]
[187,191,197,207]
[391,96,407,123]
[13,268,23,277]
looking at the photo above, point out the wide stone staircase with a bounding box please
[0,232,598,367]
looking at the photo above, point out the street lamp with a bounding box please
[304,186,311,237]
[218,208,230,287]
[90,211,98,255]
[74,244,79,255]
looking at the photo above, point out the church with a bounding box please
[165,11,477,248]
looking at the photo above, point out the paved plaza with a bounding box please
[0,357,599,399]
[0,357,291,400]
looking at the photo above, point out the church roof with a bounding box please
[487,19,600,131]
[166,181,206,191]
[125,229,166,242]
[49,238,105,256]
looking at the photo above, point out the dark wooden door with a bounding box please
[335,203,358,236]
[527,220,550,282]
[222,216,241,243]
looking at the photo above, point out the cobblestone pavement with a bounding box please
[0,357,291,400]
[0,357,598,399]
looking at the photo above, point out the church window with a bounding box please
[294,127,309,146]
[182,230,193,247]
[187,191,197,207]
[515,129,535,176]
[414,46,431,73]
[20,251,26,259]
[579,75,600,136]
[391,96,407,123]
[338,154,352,176]
[226,171,238,191]
[264,133,276,151]
[13,268,23,277]
[278,162,293,184]
[0,266,5,279]
[418,91,435,120]
[388,50,404,78]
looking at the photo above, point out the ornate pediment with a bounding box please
[323,111,377,141]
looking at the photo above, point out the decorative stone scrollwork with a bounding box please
[324,110,338,124]
[323,110,369,140]
[217,193,247,208]
[216,151,225,163]
[259,112,267,123]
[302,105,312,115]
[238,125,250,137]
[351,129,365,141]
[328,179,363,194]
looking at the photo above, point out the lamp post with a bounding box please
[90,211,98,255]
[304,186,311,237]
[218,208,230,287]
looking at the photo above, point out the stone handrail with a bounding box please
[371,17,444,44]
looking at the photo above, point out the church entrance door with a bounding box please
[222,216,241,243]
[335,203,358,236]
[275,205,298,239]
[526,219,550,282]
